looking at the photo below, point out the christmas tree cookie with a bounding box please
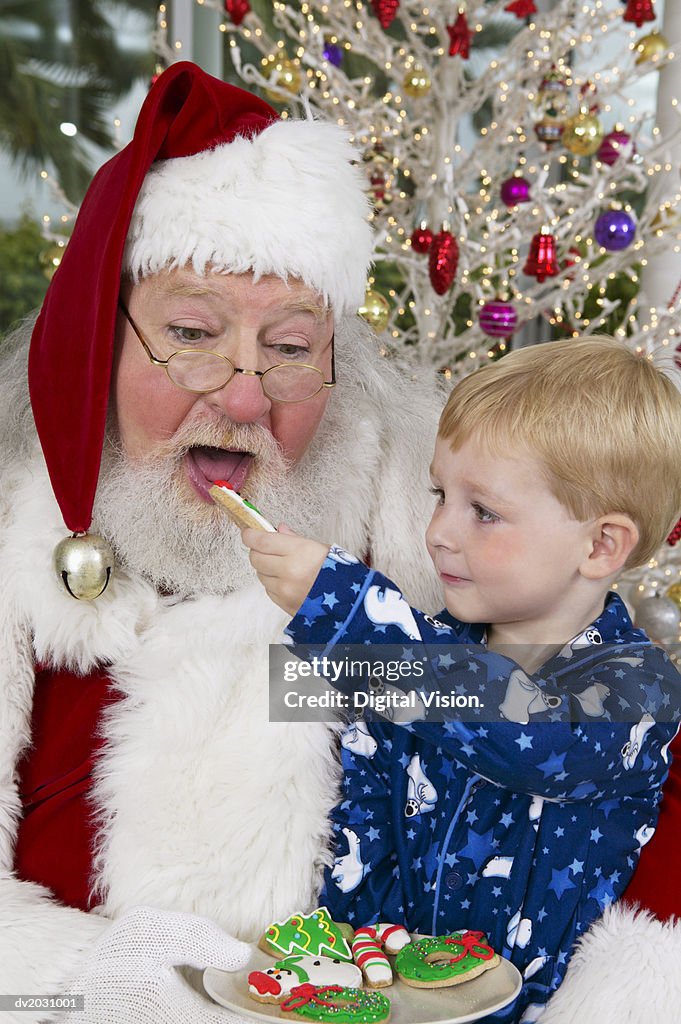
[259,908,353,962]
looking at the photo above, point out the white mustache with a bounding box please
[154,416,288,469]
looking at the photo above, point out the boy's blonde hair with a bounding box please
[439,337,681,568]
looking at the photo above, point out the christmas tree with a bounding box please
[154,0,681,381]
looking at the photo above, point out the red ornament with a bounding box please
[429,229,459,294]
[675,340,681,370]
[667,516,681,546]
[224,0,250,25]
[523,231,560,282]
[504,0,537,16]
[447,11,472,59]
[410,224,433,253]
[623,0,656,28]
[371,0,399,29]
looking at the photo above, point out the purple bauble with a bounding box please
[500,176,531,207]
[323,42,343,66]
[479,300,518,337]
[597,130,634,167]
[594,209,636,251]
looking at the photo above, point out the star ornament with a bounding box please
[447,11,472,59]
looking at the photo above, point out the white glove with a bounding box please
[61,905,251,1024]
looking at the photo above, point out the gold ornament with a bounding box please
[363,144,394,211]
[54,532,114,601]
[651,205,681,233]
[263,56,302,100]
[40,243,65,281]
[358,288,390,333]
[665,581,681,612]
[562,111,604,157]
[635,31,669,66]
[402,66,431,98]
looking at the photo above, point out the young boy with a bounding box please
[242,337,681,1021]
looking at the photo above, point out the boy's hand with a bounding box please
[241,524,331,616]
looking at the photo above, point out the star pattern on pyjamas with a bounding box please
[288,548,680,1022]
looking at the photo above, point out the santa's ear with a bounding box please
[579,514,639,580]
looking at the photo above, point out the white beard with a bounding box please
[91,388,355,598]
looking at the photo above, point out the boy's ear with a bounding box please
[579,514,639,580]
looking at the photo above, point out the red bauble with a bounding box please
[504,0,537,16]
[224,0,251,25]
[623,0,656,28]
[410,224,433,253]
[371,0,399,29]
[429,229,459,294]
[674,340,681,370]
[523,231,560,282]
[667,516,681,547]
[447,12,472,58]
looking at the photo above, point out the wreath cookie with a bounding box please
[280,984,391,1023]
[394,930,500,988]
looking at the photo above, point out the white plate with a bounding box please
[203,944,522,1024]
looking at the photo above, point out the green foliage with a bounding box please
[1,0,156,203]
[0,214,51,338]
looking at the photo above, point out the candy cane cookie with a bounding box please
[395,930,500,989]
[351,923,411,988]
[280,984,391,1023]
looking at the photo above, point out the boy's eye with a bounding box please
[429,486,445,505]
[472,502,500,524]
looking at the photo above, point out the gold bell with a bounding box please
[54,532,114,600]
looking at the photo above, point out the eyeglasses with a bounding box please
[118,301,336,404]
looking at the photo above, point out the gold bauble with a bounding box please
[263,57,302,100]
[40,243,65,281]
[635,31,669,66]
[402,67,431,98]
[651,206,681,233]
[54,532,114,600]
[562,112,604,157]
[358,289,390,333]
[665,582,681,612]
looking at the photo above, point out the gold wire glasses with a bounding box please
[119,301,336,404]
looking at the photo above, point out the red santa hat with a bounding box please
[29,61,373,537]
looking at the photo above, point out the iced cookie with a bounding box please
[395,930,500,988]
[209,480,276,532]
[280,984,391,1023]
[351,923,411,988]
[248,955,362,1003]
[259,908,353,962]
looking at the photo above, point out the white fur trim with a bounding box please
[0,878,109,1024]
[123,119,373,315]
[540,902,681,1023]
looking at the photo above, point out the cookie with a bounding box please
[280,984,390,1022]
[209,480,275,531]
[248,955,361,1003]
[259,908,353,962]
[394,930,500,988]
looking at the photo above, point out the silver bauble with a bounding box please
[54,533,114,600]
[634,596,680,641]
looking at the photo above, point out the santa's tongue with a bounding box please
[191,447,253,491]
